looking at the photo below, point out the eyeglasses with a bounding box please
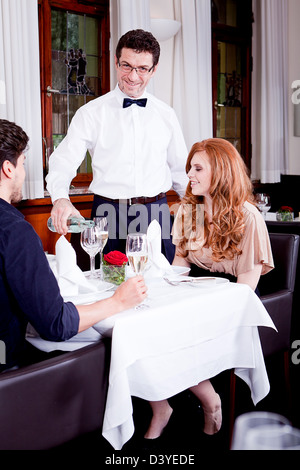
[118,62,154,76]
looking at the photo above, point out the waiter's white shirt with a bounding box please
[46,85,188,201]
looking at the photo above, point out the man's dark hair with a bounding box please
[116,29,160,67]
[0,119,29,170]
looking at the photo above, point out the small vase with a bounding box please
[102,264,126,285]
[276,212,294,222]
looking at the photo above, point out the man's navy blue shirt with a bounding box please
[0,198,79,371]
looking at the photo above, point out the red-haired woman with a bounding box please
[144,138,274,442]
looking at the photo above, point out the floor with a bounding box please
[51,355,300,460]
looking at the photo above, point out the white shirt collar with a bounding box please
[114,84,148,106]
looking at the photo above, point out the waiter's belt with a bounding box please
[96,192,166,206]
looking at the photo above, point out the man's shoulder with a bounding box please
[0,200,32,233]
[0,199,23,221]
[77,90,115,112]
[148,92,172,109]
[147,93,176,117]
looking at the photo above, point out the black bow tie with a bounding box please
[123,98,147,108]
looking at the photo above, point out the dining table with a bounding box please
[93,276,275,450]
[27,264,276,451]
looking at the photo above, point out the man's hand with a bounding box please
[112,276,147,311]
[51,198,82,235]
[76,275,148,332]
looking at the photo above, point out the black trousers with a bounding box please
[91,195,176,263]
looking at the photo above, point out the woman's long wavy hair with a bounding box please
[181,138,255,262]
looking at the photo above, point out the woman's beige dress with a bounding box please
[172,201,274,277]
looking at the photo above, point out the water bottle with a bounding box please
[47,216,95,233]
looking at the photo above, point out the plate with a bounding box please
[189,277,229,287]
[64,281,115,305]
[171,265,191,276]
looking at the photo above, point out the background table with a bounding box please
[92,278,276,450]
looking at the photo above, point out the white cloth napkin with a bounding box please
[146,220,173,277]
[25,238,100,348]
[54,236,98,296]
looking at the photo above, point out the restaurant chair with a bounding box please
[229,232,300,439]
[0,339,111,450]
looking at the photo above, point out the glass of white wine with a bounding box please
[80,226,103,279]
[126,233,149,309]
[93,216,108,280]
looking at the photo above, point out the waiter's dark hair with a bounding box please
[0,119,28,170]
[116,29,160,66]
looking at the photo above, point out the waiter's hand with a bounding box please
[51,198,82,235]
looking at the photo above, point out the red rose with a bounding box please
[280,206,293,212]
[103,251,128,266]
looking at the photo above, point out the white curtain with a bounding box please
[251,0,289,183]
[109,0,151,90]
[173,0,213,150]
[0,0,44,199]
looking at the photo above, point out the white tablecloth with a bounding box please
[91,278,276,450]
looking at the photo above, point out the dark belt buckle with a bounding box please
[129,197,142,206]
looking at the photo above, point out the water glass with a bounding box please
[246,424,300,450]
[80,226,103,279]
[231,411,291,450]
[255,193,271,219]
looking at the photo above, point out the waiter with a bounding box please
[46,29,188,262]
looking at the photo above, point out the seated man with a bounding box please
[0,119,147,372]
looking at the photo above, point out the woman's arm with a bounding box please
[237,263,263,291]
[172,252,191,268]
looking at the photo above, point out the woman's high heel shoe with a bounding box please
[202,394,222,435]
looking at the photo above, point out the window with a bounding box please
[38,0,110,188]
[211,0,252,170]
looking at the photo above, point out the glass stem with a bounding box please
[90,255,96,277]
[99,251,103,280]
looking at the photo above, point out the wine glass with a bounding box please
[231,411,291,450]
[93,216,108,279]
[80,226,103,279]
[255,193,271,219]
[126,233,149,309]
[246,424,300,450]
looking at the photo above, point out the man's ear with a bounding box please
[151,63,159,77]
[2,160,14,179]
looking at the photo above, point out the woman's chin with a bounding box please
[191,187,201,196]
